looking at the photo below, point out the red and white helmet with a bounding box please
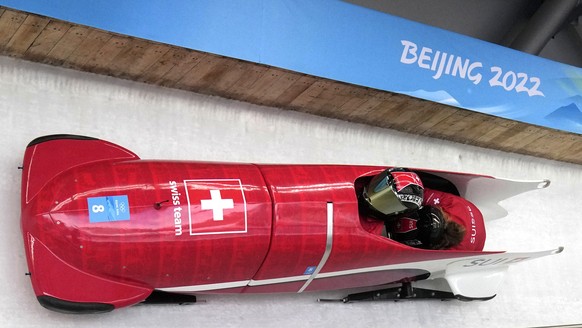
[362,167,424,218]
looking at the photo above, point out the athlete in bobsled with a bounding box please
[360,167,478,251]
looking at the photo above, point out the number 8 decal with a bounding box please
[88,196,130,223]
[92,204,105,213]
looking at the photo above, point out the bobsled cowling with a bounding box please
[20,135,562,313]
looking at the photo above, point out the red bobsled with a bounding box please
[20,135,562,313]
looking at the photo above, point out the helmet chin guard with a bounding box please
[362,168,424,218]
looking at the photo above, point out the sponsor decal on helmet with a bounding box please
[397,193,423,207]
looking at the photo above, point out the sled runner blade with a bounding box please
[323,282,458,303]
[142,291,198,305]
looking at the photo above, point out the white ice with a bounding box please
[1,56,580,327]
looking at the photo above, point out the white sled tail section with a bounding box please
[444,247,563,300]
[432,172,551,221]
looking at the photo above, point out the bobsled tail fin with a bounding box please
[444,247,563,300]
[21,135,139,204]
[461,177,551,221]
[431,172,551,221]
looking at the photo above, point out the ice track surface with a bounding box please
[1,56,581,327]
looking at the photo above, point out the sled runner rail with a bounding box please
[444,247,564,299]
[321,247,563,303]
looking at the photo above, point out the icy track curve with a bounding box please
[1,56,580,327]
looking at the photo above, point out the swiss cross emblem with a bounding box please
[184,179,247,235]
[201,189,234,221]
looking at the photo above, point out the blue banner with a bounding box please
[2,0,581,134]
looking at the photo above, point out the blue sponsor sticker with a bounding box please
[304,266,316,275]
[87,195,130,223]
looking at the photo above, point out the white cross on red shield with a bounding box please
[184,179,247,235]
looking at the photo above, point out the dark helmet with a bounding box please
[417,206,446,247]
[362,167,424,218]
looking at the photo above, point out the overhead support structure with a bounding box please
[510,0,580,55]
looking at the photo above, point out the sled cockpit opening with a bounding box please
[355,168,459,220]
[355,168,486,251]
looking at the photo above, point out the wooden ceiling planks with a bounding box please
[5,14,49,56]
[0,9,26,48]
[64,29,112,69]
[0,7,580,165]
[24,20,72,62]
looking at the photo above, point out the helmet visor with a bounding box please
[363,171,409,216]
